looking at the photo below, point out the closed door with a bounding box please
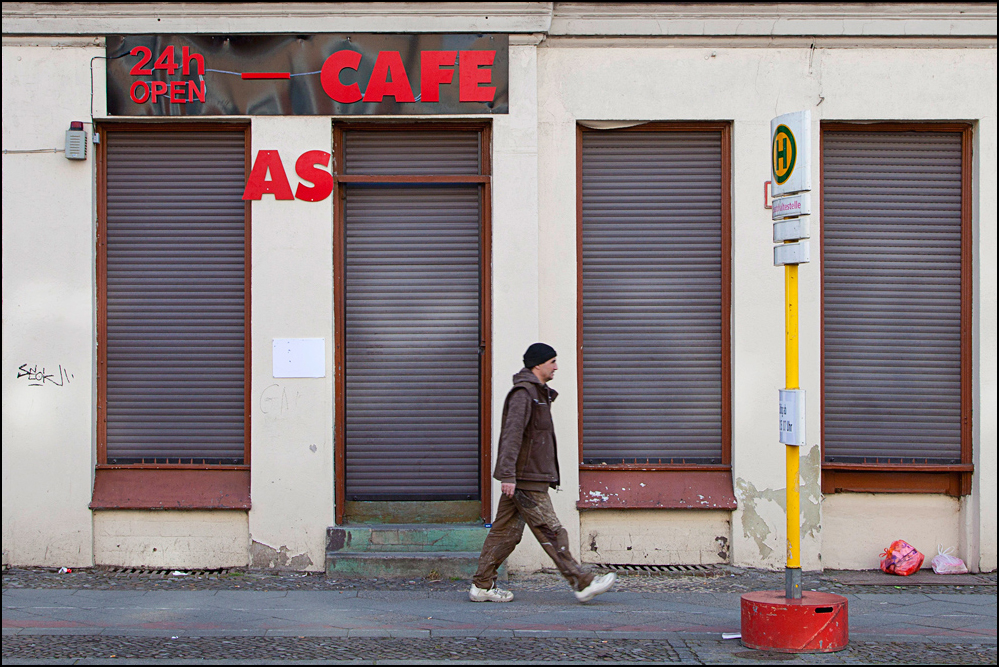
[335,127,490,522]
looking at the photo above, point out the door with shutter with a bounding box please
[101,128,248,465]
[822,128,969,471]
[335,127,489,523]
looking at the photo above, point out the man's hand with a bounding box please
[501,482,516,498]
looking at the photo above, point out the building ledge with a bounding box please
[1,2,555,35]
[90,468,251,510]
[578,468,736,510]
[3,3,993,39]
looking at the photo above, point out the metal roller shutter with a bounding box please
[342,128,482,500]
[823,131,963,464]
[344,186,481,499]
[104,130,246,464]
[344,131,480,175]
[581,131,724,464]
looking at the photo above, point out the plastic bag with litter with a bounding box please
[880,539,924,576]
[930,545,968,575]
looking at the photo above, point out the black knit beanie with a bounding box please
[524,343,557,369]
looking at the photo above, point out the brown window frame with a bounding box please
[576,122,734,510]
[820,122,974,498]
[91,122,251,510]
[332,121,493,525]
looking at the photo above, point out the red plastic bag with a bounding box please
[880,540,924,576]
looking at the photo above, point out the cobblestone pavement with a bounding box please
[3,565,995,596]
[4,567,995,664]
[2,635,997,664]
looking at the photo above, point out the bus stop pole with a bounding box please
[785,263,802,599]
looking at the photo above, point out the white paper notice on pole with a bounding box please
[779,389,806,446]
[273,338,326,378]
[771,110,811,197]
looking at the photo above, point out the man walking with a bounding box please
[470,343,616,603]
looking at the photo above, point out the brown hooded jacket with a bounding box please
[492,368,560,489]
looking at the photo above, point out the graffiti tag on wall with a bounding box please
[17,364,73,387]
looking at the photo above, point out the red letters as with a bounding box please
[420,51,457,103]
[363,51,416,103]
[242,150,294,201]
[294,151,334,202]
[321,50,363,103]
[459,50,496,102]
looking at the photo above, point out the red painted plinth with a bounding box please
[741,590,849,653]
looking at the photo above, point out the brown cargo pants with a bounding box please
[472,488,595,592]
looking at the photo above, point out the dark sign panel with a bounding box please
[106,34,508,116]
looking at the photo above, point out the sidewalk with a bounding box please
[3,566,996,664]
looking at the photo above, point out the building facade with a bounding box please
[2,2,996,574]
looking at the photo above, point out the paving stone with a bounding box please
[4,566,994,597]
[1,635,996,663]
[4,566,995,663]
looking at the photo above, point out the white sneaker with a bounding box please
[574,572,616,602]
[469,583,514,603]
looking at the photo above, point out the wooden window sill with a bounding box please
[90,468,251,510]
[577,468,736,510]
[821,466,972,497]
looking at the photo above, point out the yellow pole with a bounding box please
[785,263,801,599]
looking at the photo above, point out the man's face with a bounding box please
[535,357,557,383]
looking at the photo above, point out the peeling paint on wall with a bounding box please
[250,540,314,570]
[801,445,822,538]
[715,535,730,561]
[735,478,785,560]
[736,445,823,562]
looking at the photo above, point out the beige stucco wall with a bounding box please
[94,511,248,569]
[536,41,997,571]
[972,115,998,573]
[491,39,561,575]
[537,43,828,571]
[580,511,732,565]
[820,494,961,571]
[2,5,995,574]
[2,42,102,567]
[247,116,336,571]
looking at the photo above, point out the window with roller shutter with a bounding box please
[821,124,973,497]
[577,124,733,510]
[93,125,251,510]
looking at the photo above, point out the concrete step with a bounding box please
[325,524,504,580]
[325,551,497,580]
[326,524,490,554]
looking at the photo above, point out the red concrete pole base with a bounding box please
[740,590,849,653]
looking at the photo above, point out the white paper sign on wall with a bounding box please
[273,338,326,378]
[771,110,812,197]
